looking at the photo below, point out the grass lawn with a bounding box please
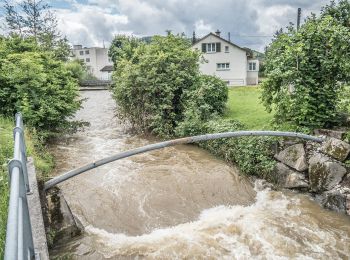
[225,86,273,129]
[0,117,13,259]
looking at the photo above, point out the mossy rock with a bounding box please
[322,137,350,162]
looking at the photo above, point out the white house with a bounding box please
[71,45,113,80]
[192,31,259,86]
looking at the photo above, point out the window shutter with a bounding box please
[202,43,206,53]
[216,42,221,52]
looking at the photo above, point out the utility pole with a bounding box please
[296,8,301,71]
[297,8,301,31]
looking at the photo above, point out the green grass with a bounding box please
[0,117,14,259]
[225,86,273,129]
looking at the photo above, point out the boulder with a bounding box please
[309,153,347,192]
[275,143,308,171]
[314,129,345,140]
[275,162,309,189]
[320,188,347,213]
[322,137,350,162]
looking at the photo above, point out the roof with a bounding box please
[193,32,246,52]
[100,65,114,72]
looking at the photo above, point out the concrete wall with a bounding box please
[27,157,49,260]
[247,59,259,85]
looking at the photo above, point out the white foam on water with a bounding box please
[82,183,350,259]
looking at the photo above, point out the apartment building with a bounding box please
[71,45,113,80]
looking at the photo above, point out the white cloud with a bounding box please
[194,20,213,36]
[55,3,129,47]
[51,0,332,51]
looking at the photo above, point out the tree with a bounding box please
[0,37,82,137]
[261,11,350,129]
[108,35,143,69]
[321,0,350,27]
[3,0,70,61]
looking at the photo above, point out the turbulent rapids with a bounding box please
[50,91,350,259]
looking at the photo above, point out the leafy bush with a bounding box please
[176,118,277,180]
[183,75,228,121]
[0,37,82,137]
[261,10,350,129]
[112,34,227,137]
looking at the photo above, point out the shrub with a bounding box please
[112,34,228,137]
[0,38,82,137]
[176,117,277,180]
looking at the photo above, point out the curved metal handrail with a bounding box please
[44,131,324,191]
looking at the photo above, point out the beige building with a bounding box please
[192,31,259,86]
[71,45,113,80]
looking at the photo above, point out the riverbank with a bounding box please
[0,116,54,258]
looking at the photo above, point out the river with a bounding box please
[50,90,350,259]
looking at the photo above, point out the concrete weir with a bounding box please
[27,157,49,260]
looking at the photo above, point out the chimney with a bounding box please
[215,29,221,37]
[228,32,231,42]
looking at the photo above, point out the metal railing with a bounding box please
[44,131,325,190]
[4,113,35,260]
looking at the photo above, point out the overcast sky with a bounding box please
[3,0,331,51]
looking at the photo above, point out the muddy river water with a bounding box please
[50,90,350,259]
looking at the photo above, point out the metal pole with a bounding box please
[44,131,324,190]
[4,168,20,260]
[297,8,301,31]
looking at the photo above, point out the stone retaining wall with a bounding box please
[274,132,350,215]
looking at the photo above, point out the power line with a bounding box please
[228,35,273,38]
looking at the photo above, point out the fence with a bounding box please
[4,113,35,260]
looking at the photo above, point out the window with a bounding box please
[86,58,90,62]
[79,51,84,55]
[217,63,230,70]
[80,59,84,62]
[207,43,216,53]
[85,50,90,54]
[202,42,221,53]
[225,46,229,52]
[248,62,256,71]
